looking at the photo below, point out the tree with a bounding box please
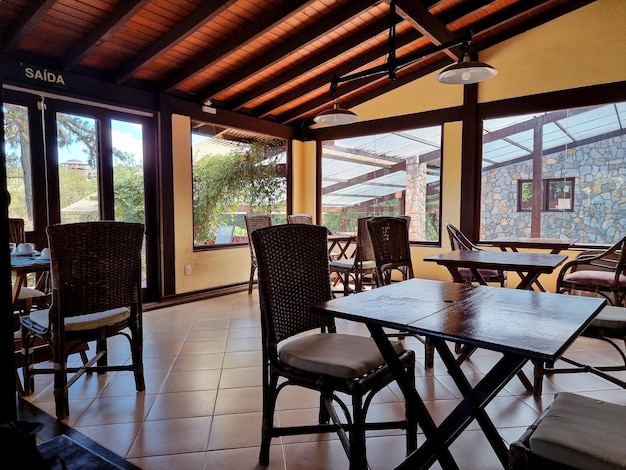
[192,139,285,245]
[3,104,145,225]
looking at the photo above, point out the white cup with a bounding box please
[39,247,51,259]
[16,243,34,255]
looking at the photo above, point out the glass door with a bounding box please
[3,89,158,300]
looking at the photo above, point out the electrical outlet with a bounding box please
[184,264,192,275]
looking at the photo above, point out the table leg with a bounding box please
[514,272,543,290]
[399,340,526,469]
[367,325,459,470]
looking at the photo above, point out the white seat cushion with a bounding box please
[591,305,626,330]
[17,286,47,300]
[529,392,626,470]
[278,333,406,379]
[329,259,355,270]
[29,307,130,332]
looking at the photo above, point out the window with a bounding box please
[481,101,626,244]
[3,103,34,230]
[321,125,442,242]
[518,180,532,212]
[545,177,574,212]
[516,178,574,212]
[191,123,287,247]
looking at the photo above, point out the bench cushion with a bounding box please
[529,392,626,470]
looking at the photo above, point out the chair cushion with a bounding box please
[29,307,130,332]
[278,333,406,380]
[357,260,376,270]
[457,267,501,278]
[591,305,626,330]
[529,392,626,470]
[329,258,355,270]
[565,270,626,287]
[17,287,47,300]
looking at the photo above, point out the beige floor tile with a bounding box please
[127,416,213,458]
[74,393,157,426]
[129,451,208,470]
[146,389,217,421]
[207,412,263,450]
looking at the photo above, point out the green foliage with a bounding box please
[193,140,285,245]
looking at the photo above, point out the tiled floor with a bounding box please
[21,289,626,469]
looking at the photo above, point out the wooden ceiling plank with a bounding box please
[253,27,423,120]
[227,16,397,112]
[62,0,152,71]
[114,0,238,84]
[196,0,380,103]
[254,0,494,121]
[0,0,56,60]
[161,0,316,93]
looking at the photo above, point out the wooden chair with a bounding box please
[244,214,272,294]
[252,223,417,469]
[367,216,435,368]
[446,223,507,287]
[509,392,626,469]
[556,235,626,306]
[329,217,376,296]
[286,213,313,224]
[20,221,145,419]
[532,305,626,397]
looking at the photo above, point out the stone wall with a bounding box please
[480,134,626,244]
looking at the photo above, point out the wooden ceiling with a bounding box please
[0,0,594,129]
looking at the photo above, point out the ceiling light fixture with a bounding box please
[313,1,497,125]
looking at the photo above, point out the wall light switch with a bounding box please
[184,264,192,275]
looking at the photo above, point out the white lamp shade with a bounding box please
[436,60,497,85]
[313,103,358,125]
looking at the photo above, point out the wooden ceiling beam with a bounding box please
[0,0,56,60]
[114,0,238,84]
[63,0,151,71]
[394,0,458,61]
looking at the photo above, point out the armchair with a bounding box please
[556,235,626,306]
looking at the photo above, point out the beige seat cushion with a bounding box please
[591,305,626,330]
[17,286,47,300]
[529,392,626,470]
[279,333,406,379]
[29,307,130,331]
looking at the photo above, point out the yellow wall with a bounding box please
[171,114,250,294]
[171,0,624,295]
[291,140,317,217]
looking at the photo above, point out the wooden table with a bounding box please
[327,232,357,260]
[423,250,567,290]
[485,237,577,254]
[311,278,605,469]
[11,255,50,304]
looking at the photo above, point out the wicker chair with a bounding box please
[244,214,272,294]
[556,235,626,306]
[20,221,146,419]
[367,216,435,368]
[446,224,506,287]
[329,217,377,296]
[532,304,626,397]
[252,224,417,469]
[509,392,626,469]
[286,213,313,224]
